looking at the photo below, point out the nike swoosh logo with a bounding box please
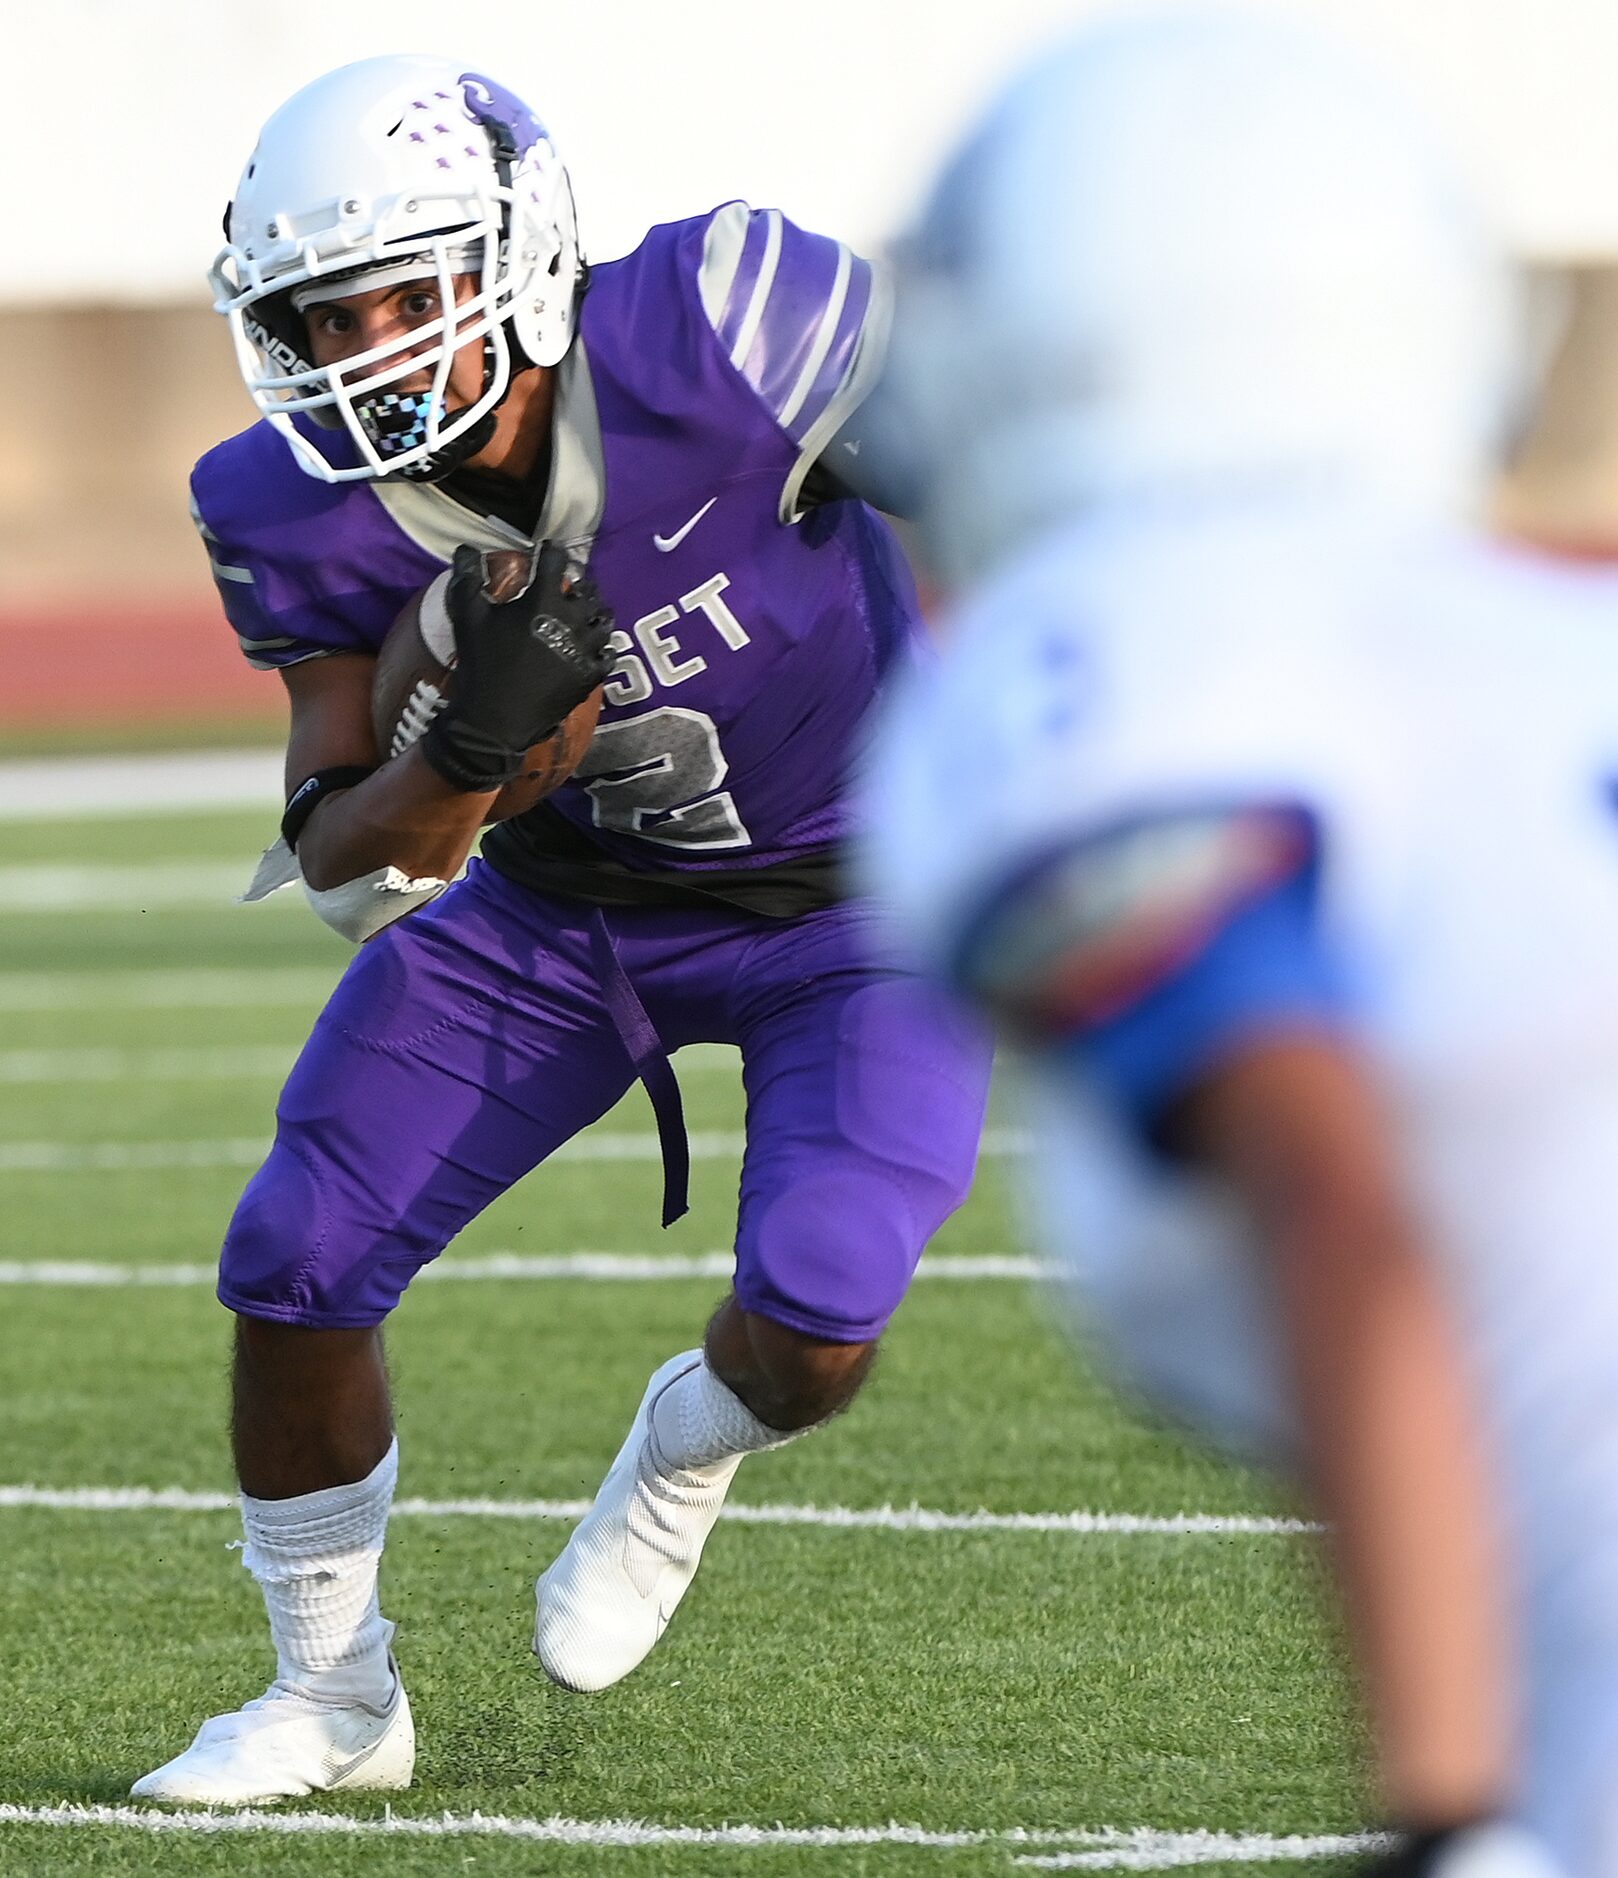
[653,498,717,553]
[323,1717,398,1788]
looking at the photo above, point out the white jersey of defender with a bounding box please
[870,498,1618,1862]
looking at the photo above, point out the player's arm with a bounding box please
[278,652,495,892]
[963,811,1511,1832]
[1169,1040,1510,1830]
[277,545,615,940]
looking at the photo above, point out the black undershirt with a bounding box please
[440,459,548,538]
[483,804,846,919]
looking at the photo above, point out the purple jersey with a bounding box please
[190,204,918,892]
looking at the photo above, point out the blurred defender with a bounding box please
[133,55,989,1803]
[869,10,1618,1871]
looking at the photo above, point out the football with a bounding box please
[372,548,604,822]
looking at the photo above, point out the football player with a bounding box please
[867,11,1611,1874]
[133,55,990,1803]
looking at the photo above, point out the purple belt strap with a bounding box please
[587,910,691,1228]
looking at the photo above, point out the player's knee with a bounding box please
[219,1145,326,1318]
[736,1172,921,1351]
[219,1141,402,1329]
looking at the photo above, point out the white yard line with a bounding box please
[0,1137,272,1172]
[0,1250,1045,1286]
[0,750,283,821]
[0,1804,1376,1862]
[0,860,291,913]
[0,1483,1318,1536]
[0,1046,297,1083]
[0,968,336,1011]
[1013,1837,1385,1871]
[0,1128,1029,1173]
[0,1041,741,1083]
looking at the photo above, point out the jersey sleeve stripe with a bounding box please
[778,258,892,522]
[780,255,874,443]
[187,492,220,545]
[736,230,846,426]
[710,209,775,353]
[191,487,258,583]
[723,209,784,369]
[948,806,1322,1033]
[775,242,854,432]
[191,453,387,671]
[695,206,892,518]
[697,201,753,331]
[238,639,336,672]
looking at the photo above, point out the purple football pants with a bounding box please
[220,861,992,1340]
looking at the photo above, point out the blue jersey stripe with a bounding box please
[1070,862,1351,1134]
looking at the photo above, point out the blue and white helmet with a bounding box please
[877,7,1519,585]
[211,54,582,484]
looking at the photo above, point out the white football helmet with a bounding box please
[876,7,1519,585]
[211,54,582,483]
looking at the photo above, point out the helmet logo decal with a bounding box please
[459,74,546,159]
[243,315,312,379]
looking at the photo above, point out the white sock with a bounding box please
[650,1356,799,1475]
[239,1438,399,1709]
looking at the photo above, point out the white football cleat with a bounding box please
[130,1660,414,1805]
[535,1350,739,1693]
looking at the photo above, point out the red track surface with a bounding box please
[0,600,277,730]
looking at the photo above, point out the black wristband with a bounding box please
[281,765,379,851]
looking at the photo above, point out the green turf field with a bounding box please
[0,802,1371,1875]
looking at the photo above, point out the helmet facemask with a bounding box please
[211,63,582,485]
[286,238,506,482]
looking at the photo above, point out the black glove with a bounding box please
[422,543,615,792]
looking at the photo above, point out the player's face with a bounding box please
[302,274,484,411]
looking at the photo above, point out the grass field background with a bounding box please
[0,796,1369,1875]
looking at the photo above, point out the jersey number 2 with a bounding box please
[573,707,752,850]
